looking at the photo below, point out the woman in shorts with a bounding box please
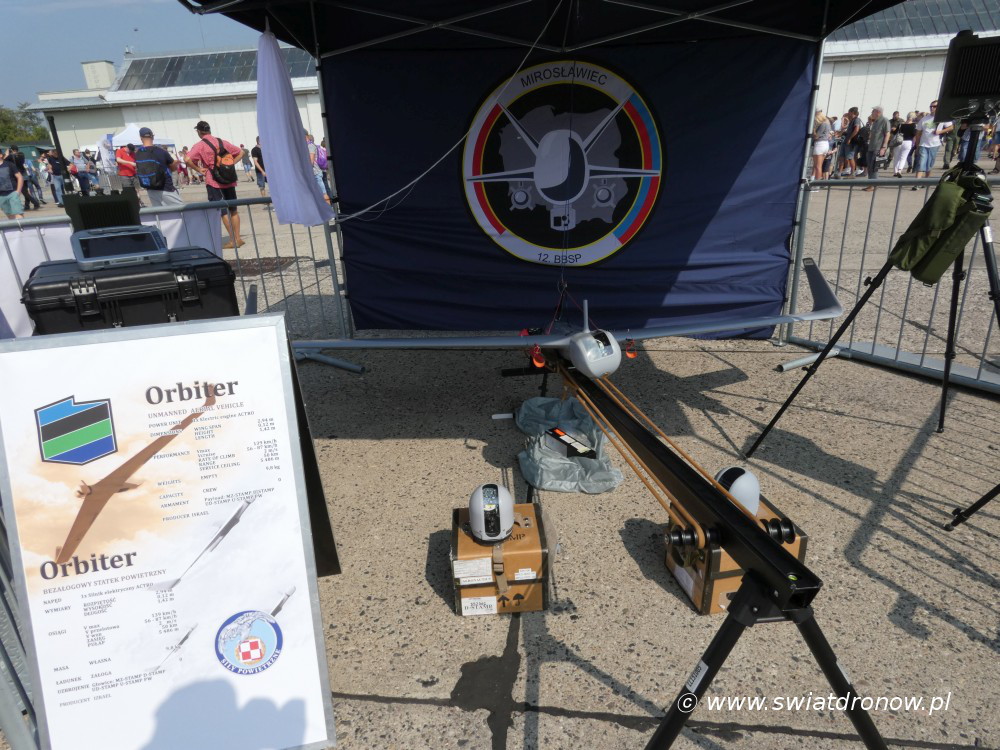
[811,109,832,183]
[892,113,917,177]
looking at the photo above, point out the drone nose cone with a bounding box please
[535,130,587,204]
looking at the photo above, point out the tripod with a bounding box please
[943,481,1000,531]
[746,117,1000,458]
[644,571,886,749]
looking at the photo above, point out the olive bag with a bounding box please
[889,167,992,285]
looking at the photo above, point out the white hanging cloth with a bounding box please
[256,30,336,226]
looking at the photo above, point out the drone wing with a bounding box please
[294,259,839,351]
[621,258,841,341]
[55,390,217,565]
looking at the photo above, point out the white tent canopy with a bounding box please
[112,123,176,148]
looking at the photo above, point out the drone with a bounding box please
[295,258,841,379]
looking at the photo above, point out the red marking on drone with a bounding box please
[530,345,546,368]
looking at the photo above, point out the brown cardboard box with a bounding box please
[454,581,548,617]
[451,503,550,616]
[665,494,808,615]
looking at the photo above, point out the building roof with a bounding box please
[829,0,1000,42]
[114,47,314,91]
[31,46,318,112]
[27,96,108,112]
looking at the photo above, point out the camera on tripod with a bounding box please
[935,30,1000,124]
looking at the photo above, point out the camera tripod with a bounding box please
[943,481,1000,531]
[746,117,1000,458]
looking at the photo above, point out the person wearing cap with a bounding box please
[185,120,246,249]
[135,127,183,207]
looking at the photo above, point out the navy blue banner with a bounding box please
[323,37,816,335]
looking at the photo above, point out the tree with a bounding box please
[0,103,50,143]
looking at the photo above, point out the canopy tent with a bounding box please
[179,0,904,334]
[112,123,176,148]
[178,1,904,55]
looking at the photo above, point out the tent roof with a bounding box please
[177,0,906,57]
[112,123,177,147]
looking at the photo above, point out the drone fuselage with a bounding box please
[561,330,622,378]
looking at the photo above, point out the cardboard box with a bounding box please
[451,503,550,616]
[665,495,808,615]
[455,581,548,617]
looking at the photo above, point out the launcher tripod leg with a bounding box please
[795,613,887,747]
[644,573,887,750]
[643,595,751,749]
[746,260,895,457]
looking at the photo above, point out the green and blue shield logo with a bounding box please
[35,397,117,465]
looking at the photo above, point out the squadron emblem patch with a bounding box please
[463,60,663,266]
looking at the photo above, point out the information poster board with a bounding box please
[0,315,335,750]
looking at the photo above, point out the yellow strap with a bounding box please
[492,544,508,594]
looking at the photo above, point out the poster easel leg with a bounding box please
[746,260,894,457]
[644,573,887,750]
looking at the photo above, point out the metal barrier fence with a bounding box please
[783,175,1000,396]
[194,199,349,339]
[0,197,350,341]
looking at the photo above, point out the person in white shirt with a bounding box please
[912,100,953,180]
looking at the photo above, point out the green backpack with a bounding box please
[888,166,992,285]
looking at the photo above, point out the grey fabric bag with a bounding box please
[516,397,623,494]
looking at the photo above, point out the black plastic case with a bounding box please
[22,247,239,335]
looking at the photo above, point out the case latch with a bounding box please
[69,279,100,317]
[175,270,201,302]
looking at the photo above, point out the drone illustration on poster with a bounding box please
[53,389,216,565]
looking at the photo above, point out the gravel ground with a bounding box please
[300,337,998,750]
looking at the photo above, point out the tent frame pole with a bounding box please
[782,0,830,344]
[599,0,821,43]
[320,0,560,58]
[566,0,755,52]
[310,0,354,337]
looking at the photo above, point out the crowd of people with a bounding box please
[1,124,335,246]
[811,99,1000,191]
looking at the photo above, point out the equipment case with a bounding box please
[665,495,808,615]
[22,247,238,334]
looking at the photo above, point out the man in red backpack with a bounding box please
[185,120,246,249]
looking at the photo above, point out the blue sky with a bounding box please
[6,0,260,108]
